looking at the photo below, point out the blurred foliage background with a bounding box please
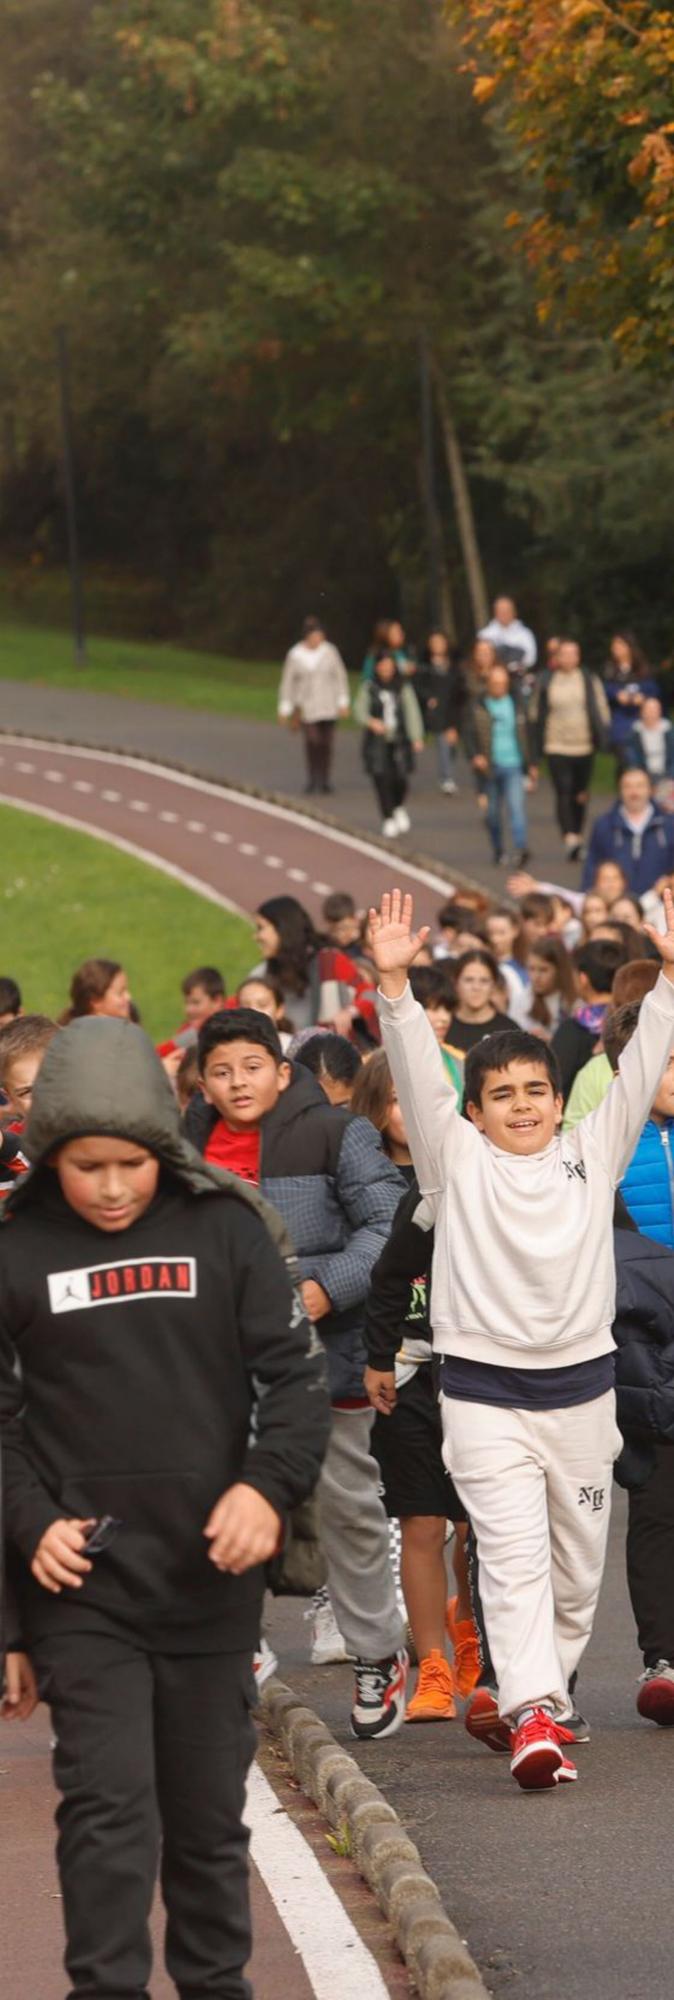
[0,0,672,668]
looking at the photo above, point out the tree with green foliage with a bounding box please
[0,0,672,663]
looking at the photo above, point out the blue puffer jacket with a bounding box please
[620,1118,674,1248]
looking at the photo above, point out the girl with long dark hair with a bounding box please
[252,895,379,1042]
[355,650,425,838]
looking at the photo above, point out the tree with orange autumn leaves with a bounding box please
[451,1,674,369]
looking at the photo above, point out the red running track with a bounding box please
[0,735,454,934]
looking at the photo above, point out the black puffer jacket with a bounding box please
[187,1067,405,1401]
[613,1225,674,1488]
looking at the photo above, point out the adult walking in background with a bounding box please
[361,618,414,682]
[418,631,466,794]
[478,594,537,686]
[468,660,534,867]
[530,638,610,861]
[603,631,659,778]
[624,696,674,792]
[278,615,350,795]
[355,649,425,838]
[582,767,674,897]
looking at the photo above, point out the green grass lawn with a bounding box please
[0,620,282,722]
[0,803,256,1038]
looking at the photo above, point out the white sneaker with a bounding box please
[308,1596,354,1665]
[441,781,458,795]
[382,816,399,837]
[253,1636,278,1693]
[394,805,411,833]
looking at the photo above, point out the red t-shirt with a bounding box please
[204,1119,261,1184]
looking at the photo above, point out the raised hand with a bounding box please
[643,885,674,980]
[368,890,430,997]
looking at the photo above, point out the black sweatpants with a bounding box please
[547,752,594,839]
[33,1628,257,2000]
[626,1441,674,1667]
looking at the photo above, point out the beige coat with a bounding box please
[278,641,350,723]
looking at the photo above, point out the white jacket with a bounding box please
[377,976,674,1370]
[478,617,537,670]
[278,642,350,723]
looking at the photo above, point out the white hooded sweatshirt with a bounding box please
[377,975,674,1370]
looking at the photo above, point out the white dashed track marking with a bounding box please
[0,733,456,929]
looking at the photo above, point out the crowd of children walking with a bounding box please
[4,863,674,1996]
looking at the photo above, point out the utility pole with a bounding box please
[56,325,87,667]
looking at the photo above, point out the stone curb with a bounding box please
[0,722,488,899]
[260,1676,490,2000]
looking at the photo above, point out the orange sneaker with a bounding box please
[405,1649,456,1723]
[445,1596,481,1700]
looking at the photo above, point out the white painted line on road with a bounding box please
[0,738,456,898]
[187,819,206,833]
[129,798,150,812]
[0,793,248,917]
[263,854,283,868]
[72,779,93,793]
[44,769,64,782]
[311,881,332,896]
[239,842,258,856]
[159,809,179,823]
[212,829,231,844]
[247,1762,389,2000]
[102,789,121,803]
[287,867,308,883]
[15,761,35,774]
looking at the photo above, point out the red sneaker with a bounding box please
[554,1756,578,1785]
[465,1685,511,1753]
[510,1709,564,1791]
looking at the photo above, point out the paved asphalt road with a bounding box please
[269,1494,673,2000]
[0,677,596,897]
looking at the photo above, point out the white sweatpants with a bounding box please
[440,1390,622,1721]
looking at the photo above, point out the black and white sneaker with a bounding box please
[557,1704,591,1743]
[351,1649,409,1740]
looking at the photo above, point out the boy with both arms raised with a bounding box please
[368,887,674,1791]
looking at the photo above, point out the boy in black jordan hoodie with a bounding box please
[0,1016,329,2000]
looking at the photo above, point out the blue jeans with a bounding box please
[436,734,457,786]
[486,764,527,859]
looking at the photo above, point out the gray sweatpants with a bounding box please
[317,1408,404,1662]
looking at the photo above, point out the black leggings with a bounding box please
[371,748,408,821]
[547,752,594,839]
[302,719,335,789]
